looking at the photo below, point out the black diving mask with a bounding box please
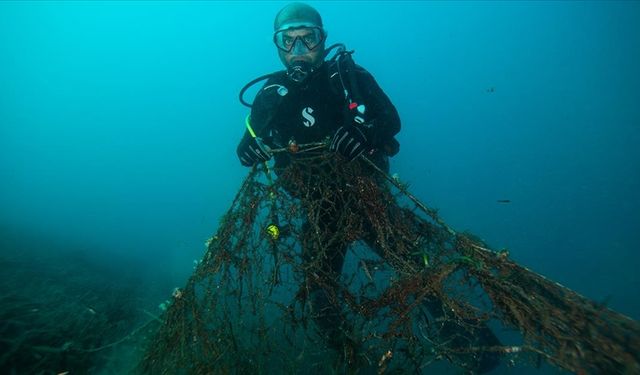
[274,26,325,53]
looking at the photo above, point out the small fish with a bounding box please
[486,87,495,93]
[496,199,511,204]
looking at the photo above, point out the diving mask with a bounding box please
[274,26,325,54]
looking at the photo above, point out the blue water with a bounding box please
[1,0,638,360]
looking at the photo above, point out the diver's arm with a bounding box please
[355,67,401,155]
[236,80,281,166]
[239,82,278,142]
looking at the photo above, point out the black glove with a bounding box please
[237,137,272,166]
[329,125,368,161]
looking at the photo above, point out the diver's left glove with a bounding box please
[237,136,272,166]
[329,125,368,161]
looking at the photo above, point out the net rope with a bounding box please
[140,149,639,374]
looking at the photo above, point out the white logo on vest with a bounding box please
[302,107,315,127]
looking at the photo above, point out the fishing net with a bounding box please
[139,146,639,374]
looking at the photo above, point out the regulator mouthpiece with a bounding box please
[287,61,313,83]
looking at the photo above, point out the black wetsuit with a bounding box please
[237,61,401,170]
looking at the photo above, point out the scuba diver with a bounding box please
[237,2,400,170]
[236,2,501,373]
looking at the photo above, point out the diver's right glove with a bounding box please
[237,136,272,166]
[329,125,368,161]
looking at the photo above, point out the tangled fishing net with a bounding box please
[140,146,640,374]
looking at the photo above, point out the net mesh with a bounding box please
[139,151,640,374]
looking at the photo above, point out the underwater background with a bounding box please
[1,1,638,373]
